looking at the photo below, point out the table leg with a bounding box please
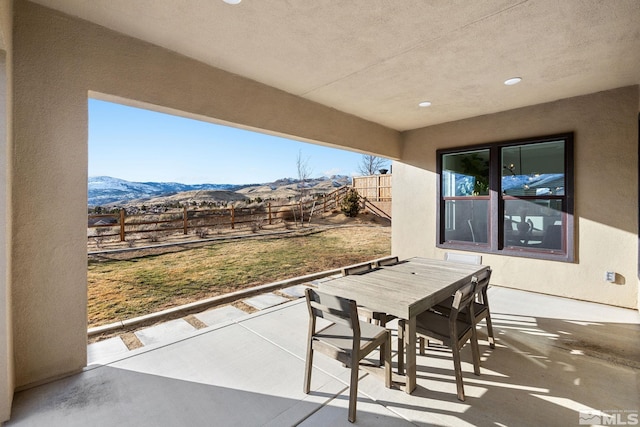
[404,316,416,394]
[397,320,404,375]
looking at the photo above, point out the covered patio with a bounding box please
[1,0,640,424]
[7,285,639,426]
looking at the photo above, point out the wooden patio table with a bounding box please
[321,257,490,394]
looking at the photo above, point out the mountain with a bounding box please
[88,176,243,206]
[88,175,350,207]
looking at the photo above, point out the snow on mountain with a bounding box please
[88,176,239,206]
[88,175,350,207]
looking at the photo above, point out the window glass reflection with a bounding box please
[502,141,565,196]
[443,149,490,196]
[443,199,489,244]
[504,199,563,249]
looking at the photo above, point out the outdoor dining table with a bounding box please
[321,256,490,394]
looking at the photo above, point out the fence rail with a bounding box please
[88,186,352,243]
[88,182,393,245]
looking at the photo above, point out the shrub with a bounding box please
[340,188,361,217]
[251,219,264,233]
[275,206,296,221]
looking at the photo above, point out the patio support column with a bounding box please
[11,0,89,387]
[0,0,13,422]
[0,48,12,426]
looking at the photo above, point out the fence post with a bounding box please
[231,205,235,229]
[183,206,188,234]
[119,208,125,242]
[323,195,326,213]
[268,203,272,225]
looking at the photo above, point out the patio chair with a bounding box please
[373,256,400,268]
[341,263,375,276]
[342,263,386,325]
[444,252,482,265]
[470,268,495,348]
[540,224,562,249]
[303,288,392,423]
[416,277,481,401]
[373,257,407,374]
[372,257,402,328]
[440,253,495,349]
[342,263,390,367]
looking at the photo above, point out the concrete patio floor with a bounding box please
[7,286,640,426]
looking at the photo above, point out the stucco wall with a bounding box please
[1,54,13,424]
[0,0,12,422]
[9,0,401,390]
[394,86,639,309]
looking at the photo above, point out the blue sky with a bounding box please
[88,99,382,185]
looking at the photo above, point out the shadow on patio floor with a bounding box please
[7,286,640,426]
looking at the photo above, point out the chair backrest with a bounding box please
[474,268,492,305]
[541,224,562,249]
[305,288,359,334]
[444,252,482,265]
[342,263,374,276]
[474,268,492,289]
[375,256,399,267]
[450,277,478,314]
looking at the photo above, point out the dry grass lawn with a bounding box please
[88,224,390,327]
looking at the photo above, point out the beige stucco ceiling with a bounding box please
[30,0,640,131]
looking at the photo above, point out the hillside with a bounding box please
[88,175,351,207]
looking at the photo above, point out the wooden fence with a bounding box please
[352,173,391,202]
[88,186,352,243]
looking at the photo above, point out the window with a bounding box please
[437,134,574,262]
[441,149,490,245]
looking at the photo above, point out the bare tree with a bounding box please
[296,150,313,225]
[296,150,313,197]
[358,154,389,176]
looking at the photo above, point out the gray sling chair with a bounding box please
[343,258,406,374]
[342,262,389,367]
[303,288,392,423]
[415,276,481,401]
[438,253,496,349]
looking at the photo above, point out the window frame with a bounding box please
[436,133,574,262]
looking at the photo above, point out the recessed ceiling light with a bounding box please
[418,101,432,107]
[223,0,241,4]
[504,77,522,86]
